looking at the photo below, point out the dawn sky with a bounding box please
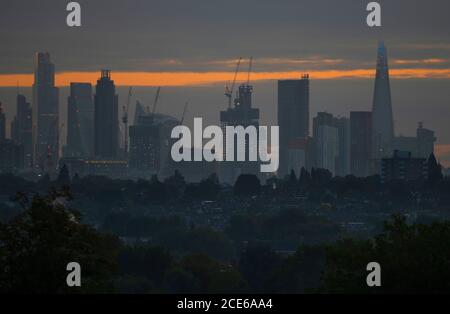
[1,0,449,165]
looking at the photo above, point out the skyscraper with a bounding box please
[129,101,180,177]
[94,70,119,158]
[416,122,436,159]
[129,102,160,173]
[278,75,310,176]
[0,102,5,142]
[372,42,394,159]
[220,83,260,184]
[381,150,427,183]
[11,95,32,167]
[335,117,350,177]
[313,112,339,175]
[32,52,59,172]
[350,111,373,177]
[66,83,94,158]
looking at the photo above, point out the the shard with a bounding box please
[372,42,394,159]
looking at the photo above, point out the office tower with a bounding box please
[94,70,119,158]
[381,150,427,183]
[129,102,160,173]
[129,101,179,177]
[278,75,310,176]
[32,52,59,172]
[304,136,315,171]
[335,117,350,176]
[66,83,94,158]
[220,83,260,184]
[393,136,417,155]
[350,111,372,177]
[416,122,436,159]
[313,112,339,175]
[0,102,5,142]
[372,42,394,159]
[392,123,436,159]
[286,137,308,177]
[11,95,32,167]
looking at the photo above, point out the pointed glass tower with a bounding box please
[372,42,394,159]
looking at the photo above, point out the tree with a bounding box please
[72,173,80,184]
[168,253,247,293]
[37,173,51,190]
[239,246,282,293]
[265,246,326,293]
[118,246,173,288]
[234,174,261,196]
[428,153,443,185]
[288,169,297,185]
[148,175,167,203]
[311,168,332,187]
[0,190,120,293]
[164,170,186,199]
[226,214,258,243]
[57,164,71,186]
[198,173,221,199]
[319,215,450,293]
[184,173,221,200]
[299,167,311,187]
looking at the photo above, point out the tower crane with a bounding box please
[180,102,188,125]
[152,87,161,118]
[122,87,133,154]
[246,56,253,85]
[225,57,242,108]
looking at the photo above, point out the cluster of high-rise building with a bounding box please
[0,43,440,182]
[277,42,437,181]
[0,52,193,179]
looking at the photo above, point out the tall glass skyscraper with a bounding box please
[278,75,310,176]
[32,52,59,173]
[372,42,394,159]
[11,95,33,167]
[94,70,119,158]
[66,83,94,158]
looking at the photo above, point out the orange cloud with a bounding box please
[394,58,449,65]
[1,68,450,87]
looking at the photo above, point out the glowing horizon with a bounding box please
[1,68,450,88]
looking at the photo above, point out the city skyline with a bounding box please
[0,42,445,175]
[0,42,442,179]
[1,1,449,167]
[2,0,450,298]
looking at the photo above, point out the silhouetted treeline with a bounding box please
[3,191,450,293]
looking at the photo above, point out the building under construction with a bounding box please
[219,57,260,184]
[128,100,179,178]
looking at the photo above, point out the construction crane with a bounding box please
[151,87,161,118]
[180,102,188,125]
[225,57,242,108]
[247,56,253,85]
[122,87,133,154]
